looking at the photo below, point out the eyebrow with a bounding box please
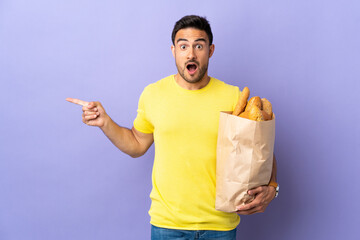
[176,38,207,44]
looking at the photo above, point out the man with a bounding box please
[67,15,278,240]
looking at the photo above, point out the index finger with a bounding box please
[66,98,89,106]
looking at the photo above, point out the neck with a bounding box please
[174,73,210,90]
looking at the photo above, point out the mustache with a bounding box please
[185,60,200,66]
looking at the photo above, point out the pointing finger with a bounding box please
[66,98,89,106]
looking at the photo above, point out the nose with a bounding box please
[187,47,196,60]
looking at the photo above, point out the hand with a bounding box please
[235,185,276,215]
[66,98,109,127]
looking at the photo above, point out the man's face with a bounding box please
[171,28,215,84]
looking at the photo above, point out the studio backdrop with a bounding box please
[0,0,359,239]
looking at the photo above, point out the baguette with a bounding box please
[232,87,250,116]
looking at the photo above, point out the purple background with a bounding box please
[1,0,359,239]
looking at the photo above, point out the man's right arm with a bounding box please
[66,98,154,158]
[101,119,154,158]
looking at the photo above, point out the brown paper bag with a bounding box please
[215,111,275,212]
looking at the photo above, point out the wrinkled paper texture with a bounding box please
[215,112,275,212]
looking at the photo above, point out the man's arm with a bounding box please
[269,154,277,183]
[66,98,154,158]
[236,154,277,215]
[101,120,154,158]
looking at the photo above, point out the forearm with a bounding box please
[100,117,147,158]
[66,98,152,157]
[269,154,277,183]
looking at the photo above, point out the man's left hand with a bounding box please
[235,186,276,215]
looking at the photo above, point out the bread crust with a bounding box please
[232,88,273,121]
[261,110,272,121]
[261,98,272,119]
[245,96,262,112]
[232,87,250,116]
[239,111,250,119]
[248,105,264,121]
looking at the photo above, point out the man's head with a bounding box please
[171,15,213,46]
[171,15,215,87]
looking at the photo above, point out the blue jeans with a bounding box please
[151,225,237,240]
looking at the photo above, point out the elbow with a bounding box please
[128,149,146,158]
[129,153,144,158]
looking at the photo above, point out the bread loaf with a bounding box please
[261,98,272,118]
[261,110,272,121]
[231,87,273,121]
[239,111,250,119]
[248,105,264,121]
[232,87,250,116]
[245,96,262,112]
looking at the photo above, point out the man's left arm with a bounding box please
[236,154,278,215]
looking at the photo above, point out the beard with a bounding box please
[176,60,209,84]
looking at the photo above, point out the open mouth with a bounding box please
[186,63,198,75]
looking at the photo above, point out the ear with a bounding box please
[209,44,215,58]
[171,45,175,58]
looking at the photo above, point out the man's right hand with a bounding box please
[66,97,153,158]
[66,98,109,128]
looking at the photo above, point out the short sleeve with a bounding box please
[133,88,154,134]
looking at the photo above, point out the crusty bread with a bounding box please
[248,105,264,121]
[239,111,250,119]
[232,88,273,121]
[245,96,262,112]
[232,87,250,116]
[261,98,272,119]
[261,110,272,121]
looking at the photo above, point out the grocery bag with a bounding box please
[215,111,275,212]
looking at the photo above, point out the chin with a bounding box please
[185,76,202,84]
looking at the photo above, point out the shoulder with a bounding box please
[211,77,240,95]
[142,75,173,94]
[209,78,241,108]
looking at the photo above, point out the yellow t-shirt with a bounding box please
[134,75,241,230]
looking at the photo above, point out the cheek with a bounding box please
[198,53,209,64]
[175,53,186,63]
[174,56,184,68]
[177,50,187,58]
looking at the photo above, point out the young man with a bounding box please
[67,15,278,240]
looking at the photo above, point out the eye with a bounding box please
[180,45,187,50]
[196,44,203,49]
